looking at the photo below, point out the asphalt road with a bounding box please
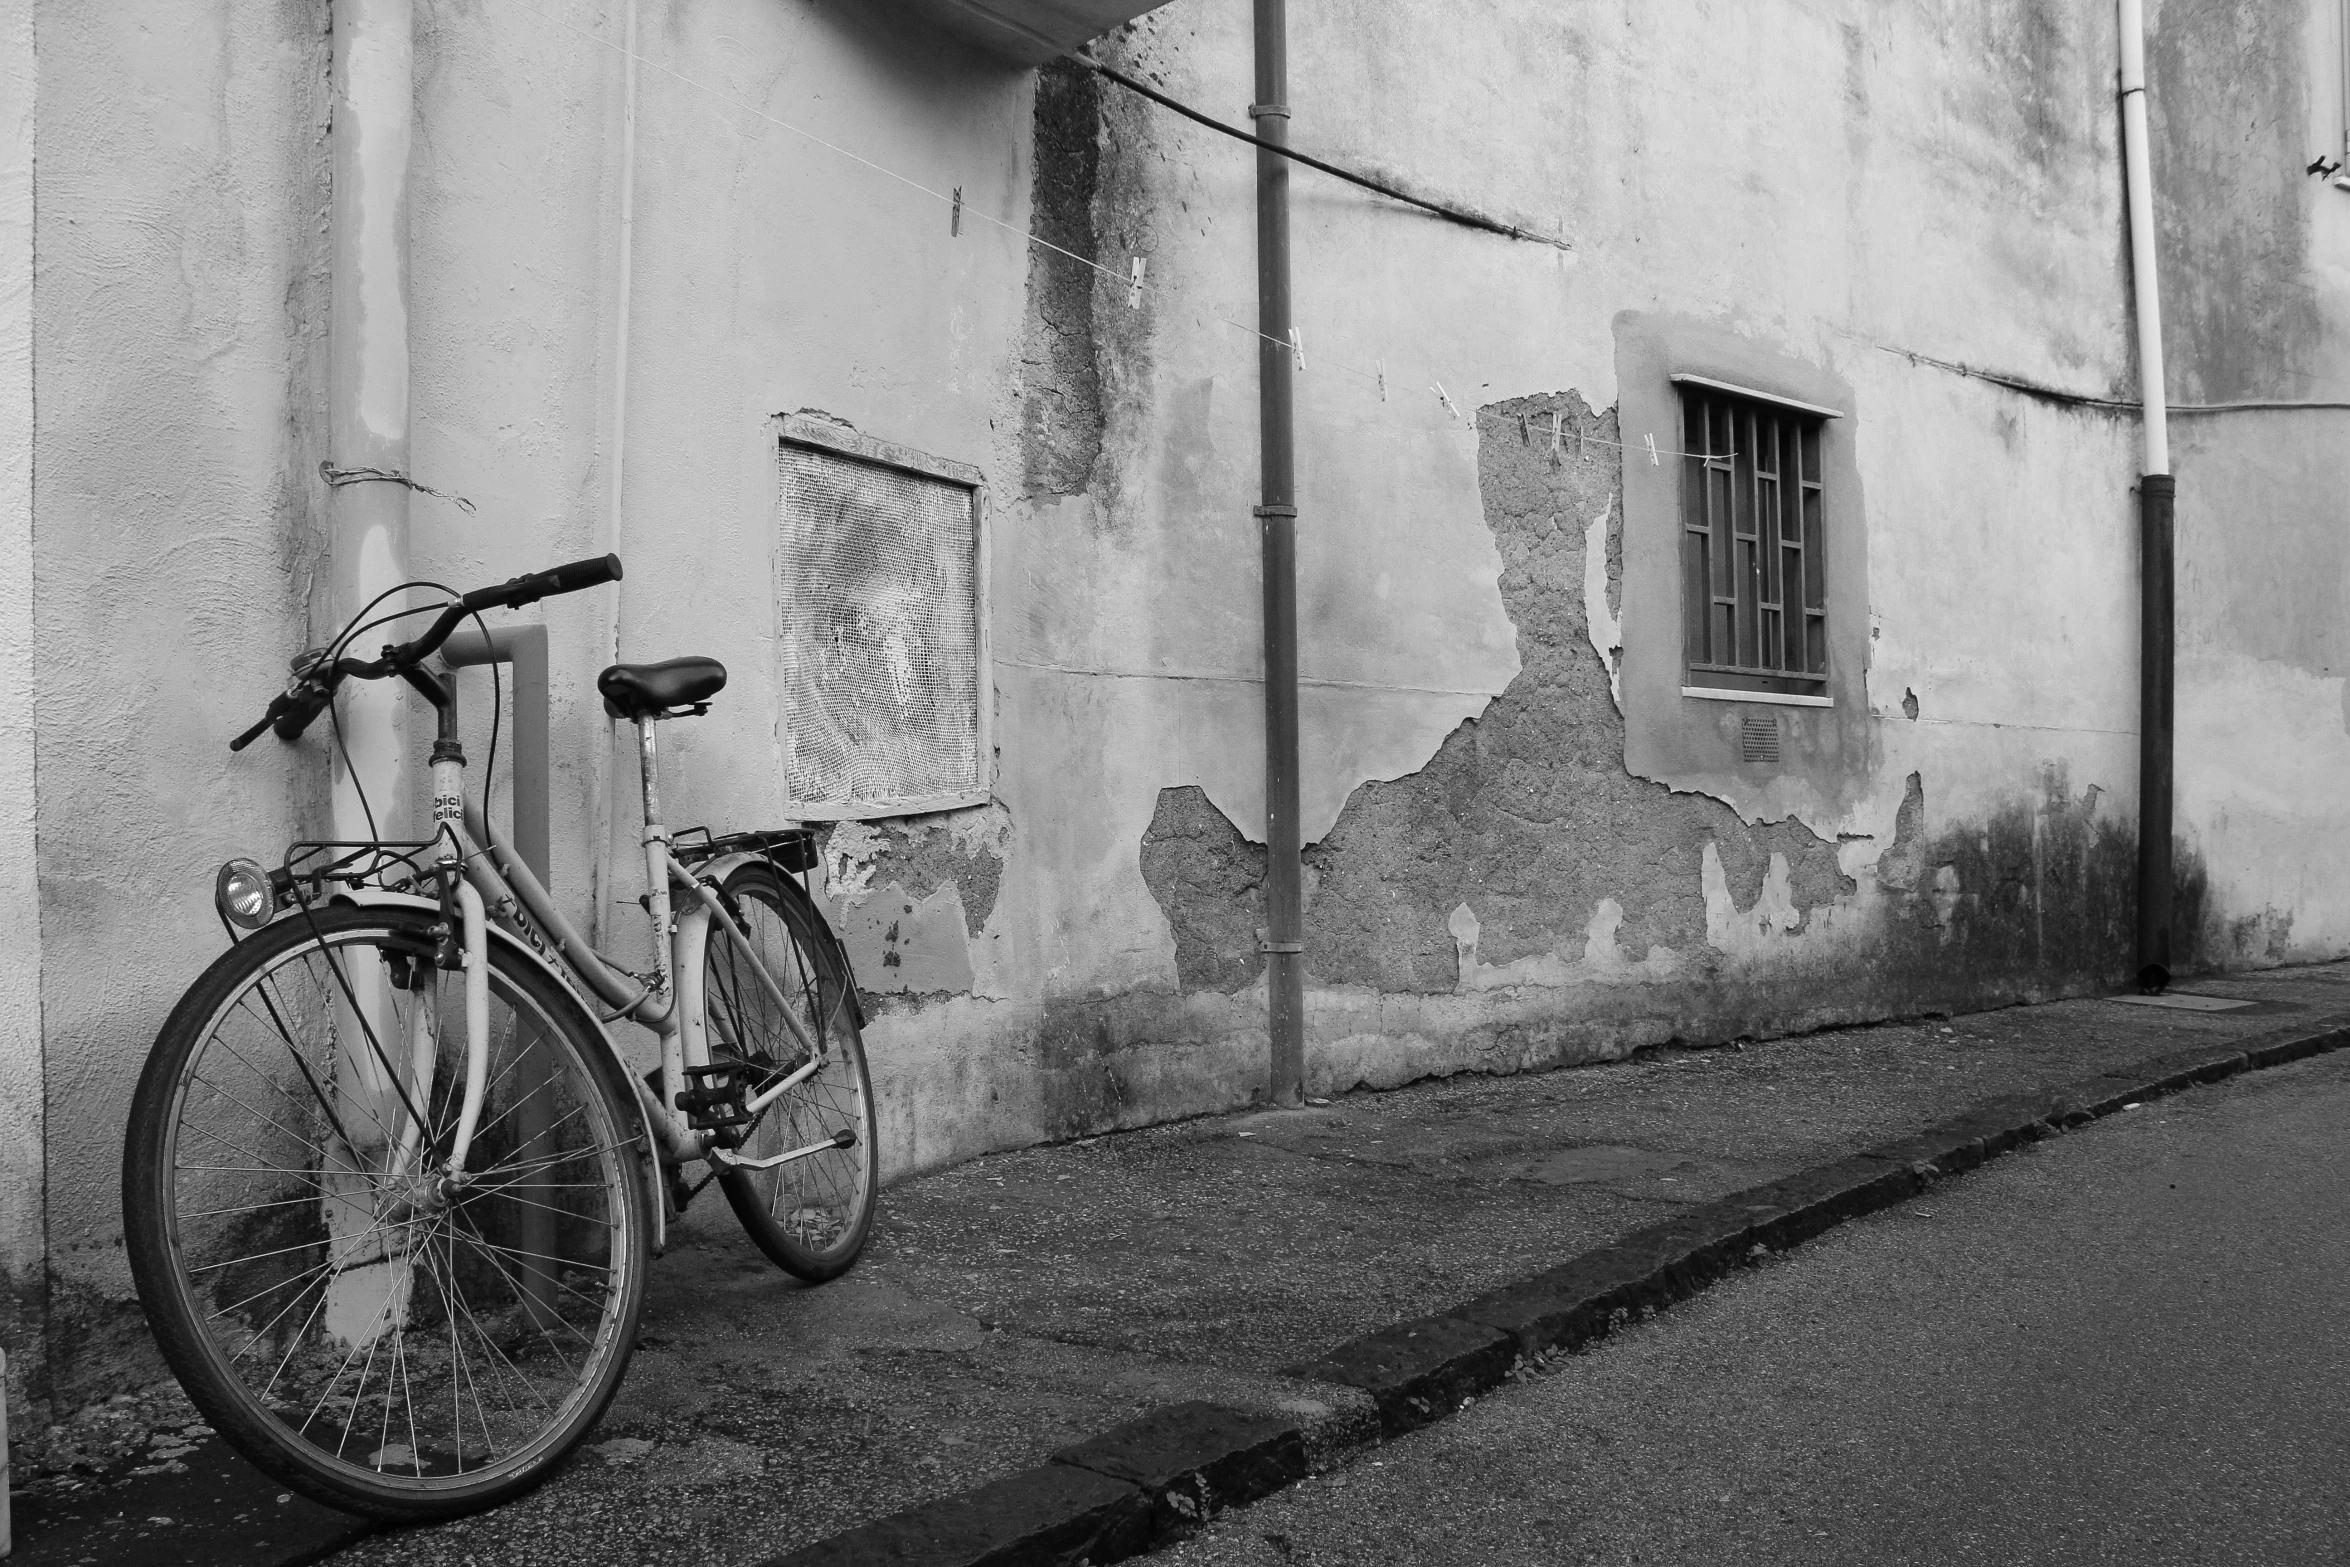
[1163,1048,2350,1566]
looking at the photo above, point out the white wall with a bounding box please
[0,0,42,1413]
[31,0,326,1403]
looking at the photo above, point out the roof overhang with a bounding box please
[891,0,1171,67]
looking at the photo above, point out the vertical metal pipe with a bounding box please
[442,624,551,885]
[590,0,641,951]
[440,624,556,1325]
[328,0,414,844]
[2118,0,2174,991]
[317,0,417,1348]
[2136,476,2175,990]
[1252,0,1305,1104]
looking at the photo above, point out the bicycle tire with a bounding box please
[123,903,650,1522]
[705,861,878,1281]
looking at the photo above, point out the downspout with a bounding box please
[327,0,414,843]
[1252,0,1305,1104]
[2118,0,2174,992]
[589,0,640,950]
[321,0,413,1344]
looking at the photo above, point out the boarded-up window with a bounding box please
[775,416,991,817]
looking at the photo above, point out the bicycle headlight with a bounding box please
[214,858,276,932]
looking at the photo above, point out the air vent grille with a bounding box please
[1741,712,1781,764]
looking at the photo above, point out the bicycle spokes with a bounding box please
[165,927,634,1485]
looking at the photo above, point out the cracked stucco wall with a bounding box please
[1142,393,1854,998]
[1142,389,2156,1076]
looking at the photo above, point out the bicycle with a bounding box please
[119,554,878,1520]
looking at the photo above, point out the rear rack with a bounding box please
[670,826,821,874]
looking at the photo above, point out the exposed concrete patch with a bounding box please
[1876,772,1928,893]
[1139,785,1263,993]
[823,807,1014,1000]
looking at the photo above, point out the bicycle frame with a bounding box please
[321,672,836,1250]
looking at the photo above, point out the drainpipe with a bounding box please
[321,0,414,1346]
[327,0,414,844]
[2118,0,2174,992]
[590,0,641,951]
[1252,0,1305,1105]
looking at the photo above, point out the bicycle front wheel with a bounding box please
[122,903,650,1521]
[705,861,878,1281]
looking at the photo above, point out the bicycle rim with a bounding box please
[709,866,876,1279]
[128,908,646,1517]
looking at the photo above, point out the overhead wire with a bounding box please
[1065,52,1568,250]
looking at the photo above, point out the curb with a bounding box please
[761,1015,2350,1566]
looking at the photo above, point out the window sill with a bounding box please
[1681,685,1834,709]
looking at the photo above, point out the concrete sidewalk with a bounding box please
[12,963,2350,1566]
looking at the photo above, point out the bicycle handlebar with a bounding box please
[230,554,624,751]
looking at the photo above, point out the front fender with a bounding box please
[320,885,667,1188]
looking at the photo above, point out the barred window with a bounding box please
[775,417,991,817]
[1677,377,1834,698]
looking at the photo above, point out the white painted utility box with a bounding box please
[890,0,1172,65]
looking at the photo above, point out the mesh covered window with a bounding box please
[776,417,990,817]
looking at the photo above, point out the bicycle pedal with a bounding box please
[679,1062,755,1138]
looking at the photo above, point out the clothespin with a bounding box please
[1434,383,1463,421]
[1518,413,1531,445]
[1376,360,1388,401]
[1549,410,1563,465]
[1127,256,1146,308]
[950,186,962,237]
[1645,433,1660,466]
[1289,327,1305,372]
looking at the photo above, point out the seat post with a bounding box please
[635,716,678,1008]
[636,717,664,830]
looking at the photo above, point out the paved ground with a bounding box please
[10,963,2350,1565]
[1160,1045,2350,1566]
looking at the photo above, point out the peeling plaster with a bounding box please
[1581,493,1623,713]
[1142,392,1854,998]
[820,805,1015,1000]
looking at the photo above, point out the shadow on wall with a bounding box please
[1141,391,2199,1043]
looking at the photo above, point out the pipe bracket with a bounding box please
[1259,941,1304,954]
[1252,504,1299,518]
[1247,102,1291,119]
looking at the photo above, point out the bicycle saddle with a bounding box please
[598,656,727,719]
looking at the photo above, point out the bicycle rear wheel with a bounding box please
[122,903,649,1521]
[705,861,878,1281]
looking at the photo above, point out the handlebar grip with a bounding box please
[271,688,329,742]
[546,553,624,594]
[229,712,276,752]
[470,553,623,611]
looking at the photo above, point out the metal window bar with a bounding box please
[1681,388,1827,689]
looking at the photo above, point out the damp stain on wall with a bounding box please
[1015,59,1105,500]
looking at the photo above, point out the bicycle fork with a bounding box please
[422,738,492,1186]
